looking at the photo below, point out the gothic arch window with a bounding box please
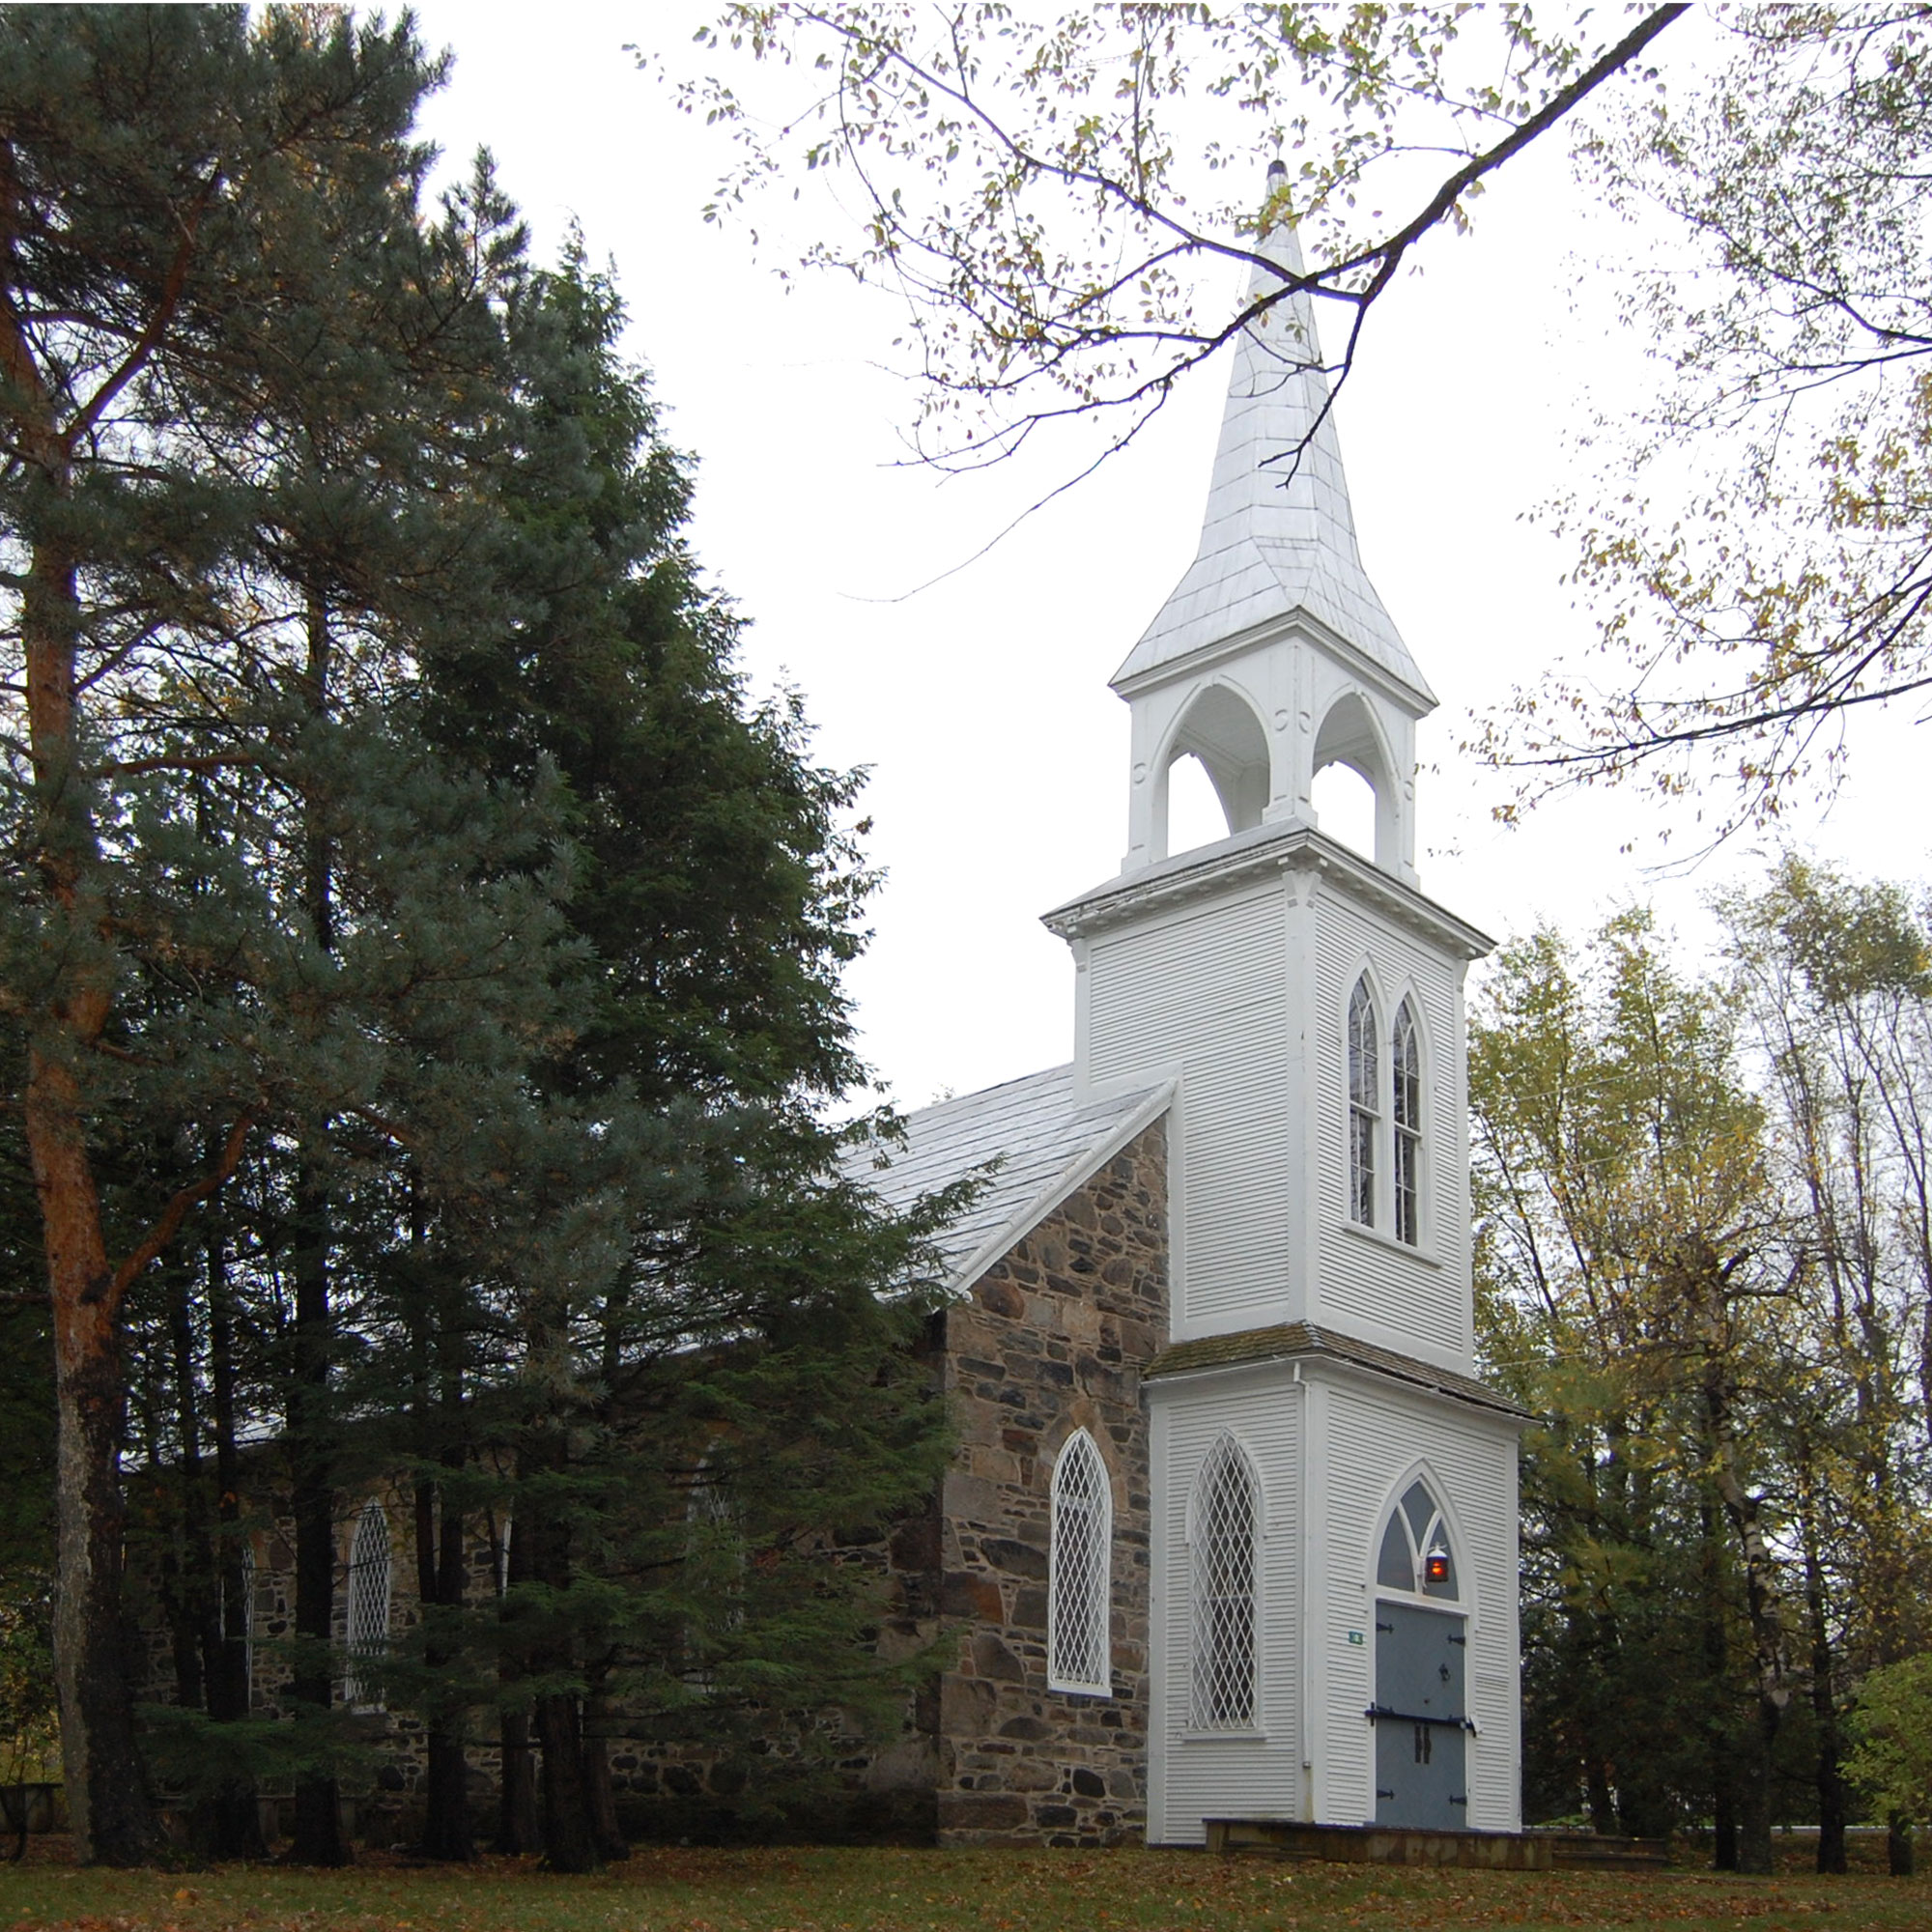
[1376,1477,1459,1602]
[1348,975,1379,1228]
[344,1498,392,1710]
[1392,997,1423,1246]
[217,1540,255,1710]
[1048,1429,1112,1695]
[1190,1436,1260,1729]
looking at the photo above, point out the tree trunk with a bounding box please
[1683,1242,1786,1877]
[1796,1450,1846,1874]
[287,1145,346,1866]
[1699,1496,1738,1869]
[288,590,348,1865]
[196,1216,268,1860]
[534,1690,598,1873]
[22,509,169,1862]
[165,1264,216,1717]
[415,1467,472,1861]
[494,1518,541,1857]
[522,1429,595,1872]
[1889,1814,1914,1877]
[583,1682,628,1862]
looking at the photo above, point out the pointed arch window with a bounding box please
[1376,1479,1459,1601]
[217,1540,255,1711]
[1348,976,1379,1228]
[1048,1430,1112,1695]
[1392,998,1422,1246]
[1190,1437,1260,1729]
[344,1499,392,1710]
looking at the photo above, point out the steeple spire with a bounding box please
[1111,173,1433,705]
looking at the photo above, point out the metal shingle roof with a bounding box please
[849,1063,1171,1292]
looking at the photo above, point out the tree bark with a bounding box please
[1889,1814,1914,1877]
[533,1690,598,1873]
[583,1680,628,1862]
[1700,1495,1738,1870]
[1796,1447,1846,1874]
[287,588,348,1866]
[287,1150,347,1865]
[493,1517,541,1857]
[20,504,169,1862]
[522,1422,596,1872]
[200,1211,268,1859]
[415,1467,472,1861]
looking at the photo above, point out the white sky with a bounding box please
[407,4,1927,1111]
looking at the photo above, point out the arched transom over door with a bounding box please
[1371,1479,1469,1830]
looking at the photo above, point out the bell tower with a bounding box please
[1045,165,1490,1367]
[1115,163,1435,887]
[1039,170,1520,1846]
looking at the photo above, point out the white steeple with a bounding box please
[1112,167,1434,885]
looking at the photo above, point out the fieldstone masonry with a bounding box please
[131,1120,1172,1848]
[924,1120,1169,1847]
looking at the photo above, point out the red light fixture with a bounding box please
[1424,1544,1450,1586]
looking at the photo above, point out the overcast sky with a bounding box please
[405,4,1927,1111]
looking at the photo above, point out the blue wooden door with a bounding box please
[1372,1600,1467,1829]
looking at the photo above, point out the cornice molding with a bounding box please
[1042,820,1493,959]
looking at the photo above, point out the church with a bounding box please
[128,180,1525,1859]
[845,178,1525,1848]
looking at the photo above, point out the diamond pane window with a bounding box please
[1190,1437,1260,1729]
[1393,999,1422,1245]
[343,1499,392,1710]
[1349,977,1379,1227]
[1048,1430,1112,1695]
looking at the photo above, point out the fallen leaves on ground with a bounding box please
[1,1840,1927,1932]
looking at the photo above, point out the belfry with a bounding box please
[844,166,1527,1843]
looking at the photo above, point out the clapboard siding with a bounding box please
[1089,888,1293,1329]
[1314,895,1470,1358]
[1149,1377,1303,1844]
[1319,1383,1519,1832]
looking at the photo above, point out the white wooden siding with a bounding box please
[1313,896,1469,1358]
[1318,1381,1519,1832]
[1089,889,1293,1330]
[1149,1376,1303,1844]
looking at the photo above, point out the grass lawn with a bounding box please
[5,1839,1931,1932]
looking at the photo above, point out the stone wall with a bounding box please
[125,1117,1172,1849]
[931,1120,1169,1847]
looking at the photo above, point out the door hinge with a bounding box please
[1448,1634,1467,1646]
[1376,1621,1394,1633]
[1377,1788,1396,1801]
[1449,1795,1468,1807]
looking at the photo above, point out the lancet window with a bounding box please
[1376,1478,1459,1601]
[1347,978,1425,1245]
[1047,1429,1112,1695]
[1392,998,1422,1245]
[1348,976,1379,1227]
[1190,1436,1260,1729]
[343,1498,392,1710]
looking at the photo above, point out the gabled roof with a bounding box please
[850,1064,1172,1293]
[1112,205,1433,709]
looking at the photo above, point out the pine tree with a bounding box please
[400,251,965,1870]
[0,6,526,1861]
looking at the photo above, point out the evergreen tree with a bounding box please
[4,11,962,1871]
[394,249,963,1871]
